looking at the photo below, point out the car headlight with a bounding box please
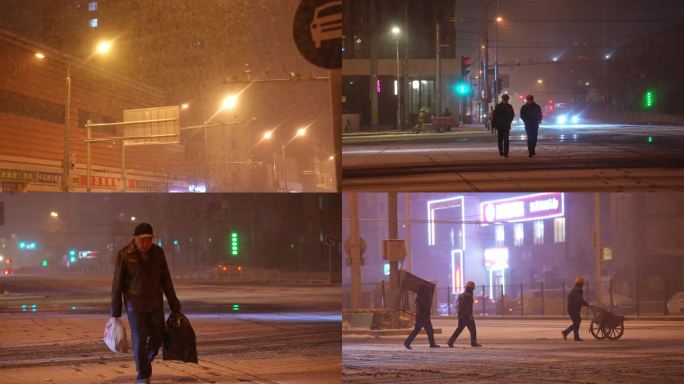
[571,115,580,124]
[556,114,568,124]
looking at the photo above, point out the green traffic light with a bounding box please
[647,136,654,144]
[41,259,48,267]
[454,82,471,96]
[644,90,654,108]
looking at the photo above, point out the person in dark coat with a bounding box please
[404,286,439,349]
[519,94,543,157]
[447,281,482,347]
[562,276,590,341]
[492,94,516,157]
[111,223,182,384]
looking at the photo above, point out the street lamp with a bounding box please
[494,8,503,101]
[391,26,401,130]
[50,211,59,218]
[40,40,113,192]
[281,127,307,192]
[262,130,273,140]
[537,79,544,85]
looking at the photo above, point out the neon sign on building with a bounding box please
[427,195,465,247]
[480,192,564,226]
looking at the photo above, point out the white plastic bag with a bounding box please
[104,317,128,353]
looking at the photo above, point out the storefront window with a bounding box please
[495,224,505,247]
[514,223,524,246]
[533,220,544,245]
[554,217,565,243]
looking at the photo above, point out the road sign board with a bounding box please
[123,106,180,146]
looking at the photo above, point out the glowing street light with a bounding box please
[496,16,503,22]
[95,40,113,55]
[130,216,136,221]
[180,103,190,110]
[262,130,273,140]
[281,127,309,192]
[35,52,45,60]
[537,79,544,85]
[390,26,401,129]
[50,211,59,218]
[221,95,239,111]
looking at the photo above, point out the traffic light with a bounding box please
[230,232,239,256]
[41,259,48,267]
[454,81,472,96]
[173,239,179,246]
[644,90,654,109]
[460,56,471,77]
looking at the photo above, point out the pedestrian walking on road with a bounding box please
[562,276,590,342]
[492,94,515,157]
[404,286,440,349]
[111,223,182,384]
[520,94,543,157]
[447,281,482,348]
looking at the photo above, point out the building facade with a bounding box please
[0,29,188,192]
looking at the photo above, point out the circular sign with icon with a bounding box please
[293,0,342,69]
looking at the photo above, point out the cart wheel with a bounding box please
[605,321,624,340]
[589,321,606,339]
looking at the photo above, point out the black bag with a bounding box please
[163,311,198,363]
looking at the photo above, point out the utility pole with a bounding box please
[435,22,442,116]
[593,193,602,304]
[493,0,499,103]
[388,192,400,328]
[405,193,412,272]
[349,192,362,310]
[482,0,490,115]
[62,65,71,192]
[369,0,379,130]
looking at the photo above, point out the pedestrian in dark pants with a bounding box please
[562,276,590,342]
[111,223,182,384]
[404,286,440,349]
[492,94,515,157]
[520,94,543,157]
[447,281,482,348]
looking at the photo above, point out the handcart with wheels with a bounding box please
[587,304,625,340]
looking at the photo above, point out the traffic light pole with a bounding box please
[482,0,490,114]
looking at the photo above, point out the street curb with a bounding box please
[343,328,443,336]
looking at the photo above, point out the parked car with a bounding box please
[667,292,684,315]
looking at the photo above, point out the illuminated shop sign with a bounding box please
[451,249,464,294]
[480,192,564,226]
[484,247,509,270]
[427,195,465,247]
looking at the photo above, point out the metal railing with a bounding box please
[343,277,684,317]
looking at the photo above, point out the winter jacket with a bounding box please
[111,241,181,317]
[457,289,475,319]
[520,102,543,127]
[566,285,589,315]
[492,102,515,130]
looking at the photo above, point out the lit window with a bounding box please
[89,18,98,28]
[533,220,544,245]
[495,225,504,247]
[88,2,98,11]
[514,223,524,246]
[383,263,390,276]
[554,217,565,243]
